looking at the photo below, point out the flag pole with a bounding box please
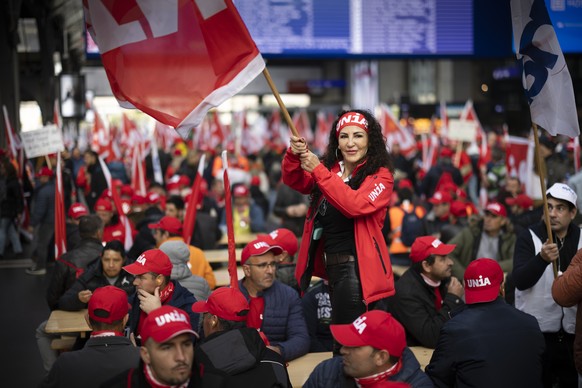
[262,68,300,138]
[532,124,557,278]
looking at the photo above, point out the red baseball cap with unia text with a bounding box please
[330,310,406,357]
[241,236,283,265]
[409,236,456,263]
[88,285,129,324]
[464,258,504,304]
[123,249,173,276]
[140,305,197,344]
[191,287,249,322]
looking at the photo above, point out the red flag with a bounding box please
[460,100,489,165]
[379,105,416,158]
[222,151,239,288]
[183,154,206,245]
[293,109,313,145]
[314,111,331,155]
[2,105,22,161]
[83,0,265,136]
[54,153,67,258]
[130,143,147,196]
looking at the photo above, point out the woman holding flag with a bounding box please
[282,109,395,351]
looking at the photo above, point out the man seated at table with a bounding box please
[304,310,433,387]
[238,235,310,361]
[40,286,140,388]
[122,249,198,344]
[426,258,545,387]
[149,215,216,289]
[269,228,300,293]
[104,305,197,387]
[387,236,464,348]
[57,240,135,311]
[191,286,291,387]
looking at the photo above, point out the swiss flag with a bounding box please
[83,0,265,137]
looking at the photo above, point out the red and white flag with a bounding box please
[314,111,332,155]
[379,104,416,158]
[130,143,147,196]
[221,151,239,288]
[511,0,580,138]
[83,0,265,137]
[460,100,489,164]
[292,109,313,145]
[2,105,22,161]
[54,153,67,258]
[183,154,206,245]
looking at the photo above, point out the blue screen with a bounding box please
[546,0,582,53]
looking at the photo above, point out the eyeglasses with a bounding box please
[245,261,278,270]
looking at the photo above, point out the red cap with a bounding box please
[241,236,283,265]
[68,203,89,219]
[99,189,113,199]
[250,176,261,186]
[267,228,298,257]
[36,167,54,178]
[166,182,181,192]
[409,236,456,263]
[111,179,123,188]
[330,311,406,357]
[131,194,147,205]
[485,202,507,217]
[233,185,250,197]
[148,216,182,235]
[123,249,173,276]
[178,175,191,187]
[449,201,468,218]
[505,194,534,210]
[94,198,113,212]
[141,306,197,344]
[88,286,129,324]
[397,179,413,191]
[464,258,503,304]
[440,147,454,158]
[428,190,452,205]
[121,185,134,198]
[147,192,163,204]
[192,287,249,322]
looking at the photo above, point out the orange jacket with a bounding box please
[388,204,426,255]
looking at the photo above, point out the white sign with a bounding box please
[20,125,64,158]
[447,119,477,142]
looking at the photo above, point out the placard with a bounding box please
[20,125,64,158]
[447,119,477,142]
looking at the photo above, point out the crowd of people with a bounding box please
[1,107,582,387]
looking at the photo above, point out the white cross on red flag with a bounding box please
[83,0,265,137]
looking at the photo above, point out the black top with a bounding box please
[317,198,355,255]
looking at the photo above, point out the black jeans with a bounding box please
[326,260,366,354]
[541,331,577,388]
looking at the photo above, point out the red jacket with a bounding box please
[282,149,395,305]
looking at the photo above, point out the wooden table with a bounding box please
[410,346,433,371]
[287,352,332,387]
[217,233,257,247]
[204,248,243,263]
[213,267,246,287]
[45,309,91,337]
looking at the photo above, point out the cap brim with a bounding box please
[150,328,198,343]
[122,263,149,275]
[330,324,367,347]
[148,223,161,229]
[430,243,456,256]
[191,300,209,314]
[465,287,499,304]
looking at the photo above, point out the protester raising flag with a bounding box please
[511,0,580,139]
[54,153,67,258]
[83,0,265,137]
[379,104,416,159]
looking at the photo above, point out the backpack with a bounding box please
[400,207,424,247]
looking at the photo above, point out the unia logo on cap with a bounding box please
[431,239,443,248]
[136,254,147,265]
[466,275,491,288]
[253,241,270,250]
[353,316,368,334]
[154,310,189,327]
[488,203,501,212]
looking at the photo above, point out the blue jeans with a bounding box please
[0,217,22,255]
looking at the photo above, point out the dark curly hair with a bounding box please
[310,109,393,207]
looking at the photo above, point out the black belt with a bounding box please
[324,252,355,266]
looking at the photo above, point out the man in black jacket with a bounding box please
[387,236,464,348]
[191,286,291,387]
[104,305,197,387]
[40,286,140,388]
[58,240,134,311]
[426,259,545,387]
[35,214,104,374]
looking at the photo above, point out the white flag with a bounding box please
[511,0,580,138]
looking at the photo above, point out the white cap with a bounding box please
[546,183,577,208]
